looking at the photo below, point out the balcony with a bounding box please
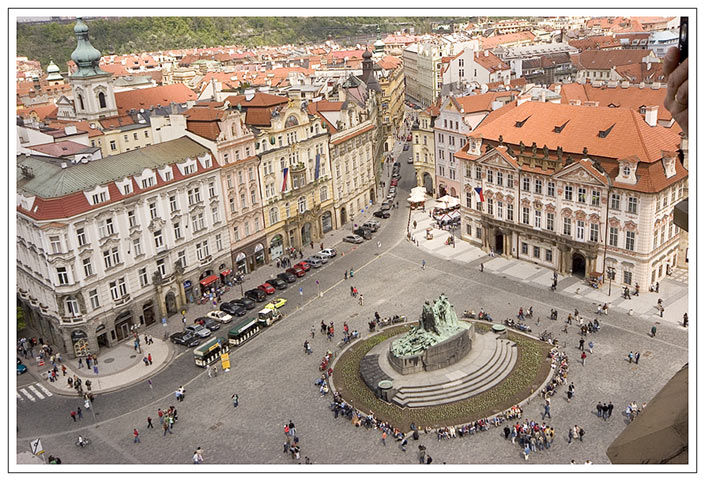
[60,314,86,326]
[199,255,212,266]
[113,294,131,306]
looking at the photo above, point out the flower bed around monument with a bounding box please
[331,321,552,429]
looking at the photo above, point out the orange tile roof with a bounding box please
[472,101,680,164]
[571,49,653,71]
[474,51,510,73]
[17,104,58,121]
[331,124,375,146]
[569,36,623,51]
[225,92,288,108]
[473,99,518,130]
[99,115,140,130]
[115,84,196,114]
[183,104,228,141]
[560,83,671,122]
[46,120,103,138]
[377,55,402,70]
[480,31,535,49]
[614,62,666,85]
[99,63,131,77]
[454,92,504,114]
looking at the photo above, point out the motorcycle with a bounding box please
[516,322,532,333]
[75,436,91,447]
[463,310,477,319]
[503,318,516,328]
[477,310,493,322]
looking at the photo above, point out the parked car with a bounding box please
[232,297,256,310]
[381,201,392,211]
[363,220,380,232]
[213,305,240,321]
[392,172,401,179]
[390,178,398,187]
[258,283,276,295]
[295,261,311,272]
[393,161,400,168]
[264,297,288,310]
[185,324,212,338]
[374,209,391,219]
[17,359,27,375]
[353,227,372,240]
[195,316,222,331]
[304,257,323,268]
[170,331,201,347]
[308,254,328,264]
[403,143,409,151]
[319,248,337,258]
[277,272,297,283]
[266,278,288,290]
[245,288,266,302]
[407,157,414,164]
[343,234,364,244]
[286,266,306,278]
[387,193,396,202]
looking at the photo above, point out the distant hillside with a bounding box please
[17,16,463,69]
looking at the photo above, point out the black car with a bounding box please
[374,209,391,219]
[232,297,256,310]
[195,316,222,331]
[267,278,288,290]
[245,288,266,302]
[277,272,297,283]
[220,302,247,317]
[353,227,373,240]
[170,331,200,347]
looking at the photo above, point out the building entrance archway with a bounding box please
[572,252,587,278]
[340,207,347,226]
[301,222,312,246]
[495,233,504,255]
[165,291,178,316]
[423,172,434,195]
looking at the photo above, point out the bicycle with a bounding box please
[75,436,91,447]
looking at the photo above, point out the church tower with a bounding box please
[69,17,118,120]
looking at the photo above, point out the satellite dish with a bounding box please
[480,84,489,94]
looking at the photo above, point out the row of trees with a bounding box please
[17,16,452,69]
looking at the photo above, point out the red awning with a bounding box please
[200,275,218,286]
[221,269,232,276]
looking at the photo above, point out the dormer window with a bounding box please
[598,124,615,138]
[623,166,631,177]
[514,116,531,128]
[553,121,569,133]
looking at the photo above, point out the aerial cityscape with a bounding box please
[13,11,690,469]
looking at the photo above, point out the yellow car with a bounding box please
[265,297,287,310]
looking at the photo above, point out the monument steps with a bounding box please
[392,339,517,408]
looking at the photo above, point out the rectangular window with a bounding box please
[149,203,158,220]
[154,230,164,250]
[507,174,514,189]
[208,182,216,198]
[590,223,599,242]
[177,250,187,269]
[103,250,113,269]
[212,207,220,224]
[625,231,635,251]
[610,193,621,210]
[487,170,494,184]
[576,220,585,240]
[564,185,573,201]
[139,267,148,288]
[627,196,638,214]
[76,228,86,247]
[487,199,494,215]
[522,207,530,224]
[496,171,503,186]
[110,140,116,151]
[169,195,178,212]
[521,242,528,255]
[534,210,541,228]
[522,177,530,191]
[251,190,257,205]
[563,217,572,236]
[141,177,155,189]
[534,179,542,194]
[466,192,472,208]
[533,246,541,258]
[609,227,619,247]
[216,233,223,251]
[109,281,119,300]
[174,222,182,240]
[156,259,166,277]
[475,166,482,180]
[507,204,514,221]
[92,192,106,204]
[82,257,93,277]
[591,190,601,207]
[578,187,587,203]
[545,249,553,262]
[89,289,100,309]
[623,270,633,285]
[133,237,143,256]
[111,247,120,265]
[50,235,62,253]
[497,201,503,219]
[476,226,482,239]
[233,226,239,242]
[128,210,136,228]
[547,182,555,197]
[546,212,554,231]
[57,267,69,285]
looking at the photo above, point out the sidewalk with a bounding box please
[407,206,689,327]
[21,334,173,396]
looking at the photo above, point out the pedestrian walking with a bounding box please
[567,382,575,401]
[421,259,426,270]
[147,416,154,428]
[480,263,484,272]
[579,338,585,351]
[193,451,203,464]
[635,352,641,364]
[70,410,77,422]
[158,408,164,425]
[597,402,603,418]
[61,364,67,376]
[78,357,83,369]
[344,270,348,280]
[568,426,575,444]
[578,426,585,442]
[651,325,657,337]
[359,294,364,306]
[381,431,387,446]
[133,428,140,443]
[542,402,551,420]
[232,393,239,408]
[163,421,172,436]
[77,407,83,419]
[607,402,614,419]
[683,313,688,327]
[147,353,152,365]
[628,351,634,363]
[581,351,587,366]
[143,356,149,366]
[588,340,594,354]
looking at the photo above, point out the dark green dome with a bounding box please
[70,17,108,78]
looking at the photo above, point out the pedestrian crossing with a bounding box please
[17,383,53,402]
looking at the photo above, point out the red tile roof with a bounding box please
[571,49,653,71]
[560,83,672,122]
[454,92,504,114]
[183,104,228,141]
[17,104,58,121]
[331,123,375,146]
[377,55,403,70]
[569,36,623,51]
[480,31,535,49]
[474,51,510,73]
[28,141,93,157]
[114,84,197,114]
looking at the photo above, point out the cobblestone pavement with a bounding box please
[15,116,689,466]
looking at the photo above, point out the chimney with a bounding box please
[644,105,658,126]
[484,50,489,57]
[583,101,599,107]
[553,84,562,95]
[60,162,67,169]
[639,82,645,89]
[517,94,532,106]
[540,90,546,103]
[244,88,255,101]
[568,99,581,106]
[621,80,629,88]
[64,125,77,135]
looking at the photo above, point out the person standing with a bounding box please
[421,259,426,270]
[542,401,551,420]
[628,351,634,363]
[578,425,585,442]
[683,313,688,327]
[70,410,77,422]
[147,353,152,365]
[133,428,140,443]
[381,430,387,446]
[193,451,202,464]
[567,382,575,402]
[359,294,364,306]
[158,408,164,425]
[635,352,641,364]
[588,340,594,354]
[606,401,614,420]
[579,338,585,351]
[596,402,603,418]
[147,416,154,429]
[232,393,239,408]
[581,351,587,366]
[651,325,657,337]
[480,263,484,272]
[77,407,83,420]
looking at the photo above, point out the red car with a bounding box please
[391,178,398,187]
[286,266,305,278]
[258,283,275,295]
[295,261,311,272]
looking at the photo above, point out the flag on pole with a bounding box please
[474,187,485,202]
[314,153,321,180]
[281,167,289,192]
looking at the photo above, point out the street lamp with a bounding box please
[606,266,615,296]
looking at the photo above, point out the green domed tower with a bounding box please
[68,17,117,120]
[46,58,64,85]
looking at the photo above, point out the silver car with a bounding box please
[343,234,364,244]
[185,324,211,338]
[304,257,323,268]
[309,254,328,264]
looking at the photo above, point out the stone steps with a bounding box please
[392,339,517,408]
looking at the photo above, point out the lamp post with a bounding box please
[607,266,615,297]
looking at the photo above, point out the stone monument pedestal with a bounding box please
[387,323,474,375]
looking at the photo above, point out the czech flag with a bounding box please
[281,167,289,192]
[474,187,485,202]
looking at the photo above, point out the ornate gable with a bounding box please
[554,161,607,186]
[477,150,518,170]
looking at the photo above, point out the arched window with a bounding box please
[66,296,80,316]
[269,207,279,225]
[298,196,307,214]
[98,92,107,109]
[78,94,85,110]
